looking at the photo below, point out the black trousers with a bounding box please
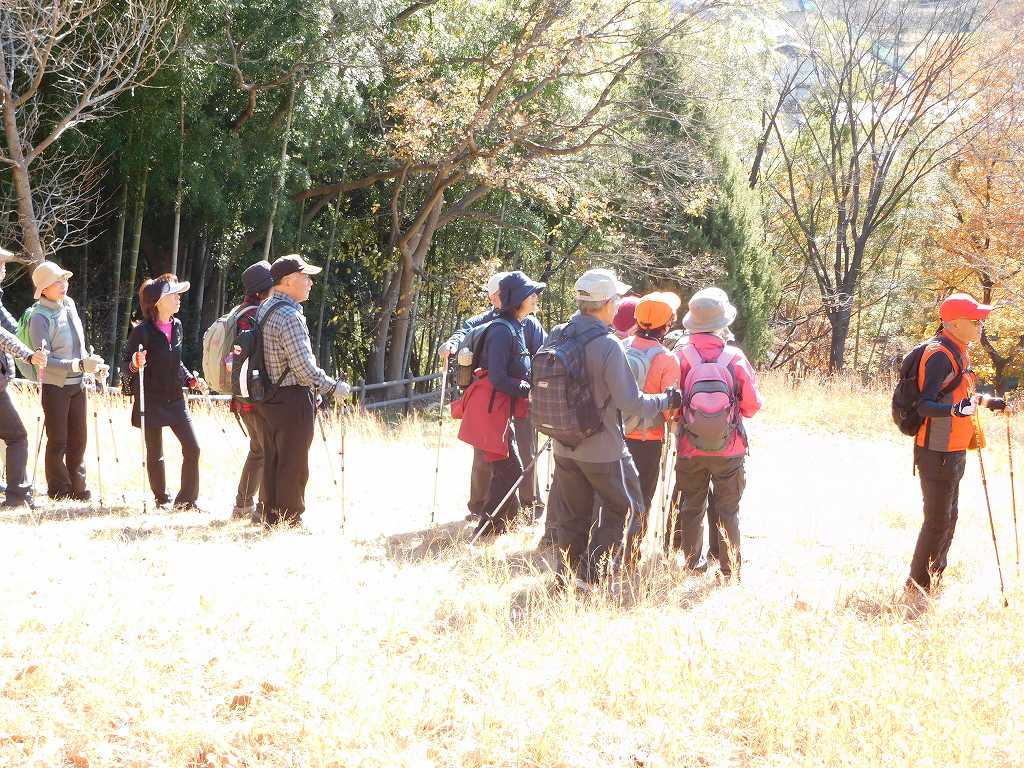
[909,446,966,591]
[625,438,663,536]
[476,426,523,535]
[256,386,315,524]
[0,388,30,502]
[235,409,265,512]
[675,455,746,577]
[550,454,645,584]
[41,382,88,498]
[145,415,200,505]
[469,417,539,517]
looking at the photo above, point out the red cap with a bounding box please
[939,293,992,322]
[612,295,641,334]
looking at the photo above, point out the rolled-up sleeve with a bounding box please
[0,327,32,361]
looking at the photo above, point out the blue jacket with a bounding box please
[481,316,531,399]
[445,308,545,356]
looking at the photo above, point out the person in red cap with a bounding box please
[611,295,641,340]
[623,292,681,525]
[907,292,1007,595]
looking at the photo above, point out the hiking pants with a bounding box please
[478,426,523,535]
[234,409,265,514]
[41,382,88,498]
[551,454,645,584]
[909,446,966,591]
[513,416,540,507]
[626,438,664,528]
[670,484,720,558]
[145,416,200,506]
[256,386,315,525]
[0,389,31,503]
[675,455,746,577]
[468,448,492,518]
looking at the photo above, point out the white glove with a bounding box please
[82,354,105,374]
[333,380,352,401]
[438,341,456,360]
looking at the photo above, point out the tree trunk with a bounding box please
[118,168,149,361]
[315,198,339,365]
[827,305,853,373]
[385,254,418,385]
[262,81,297,260]
[171,83,185,274]
[108,181,129,375]
[190,238,208,349]
[80,243,89,340]
[369,267,401,384]
[0,53,45,262]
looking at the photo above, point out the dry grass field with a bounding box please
[1,374,1022,767]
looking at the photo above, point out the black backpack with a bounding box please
[529,321,608,448]
[231,301,290,404]
[891,336,964,436]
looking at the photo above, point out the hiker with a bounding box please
[0,248,48,508]
[229,261,274,522]
[623,292,682,523]
[455,271,545,537]
[611,295,641,340]
[254,254,351,527]
[123,274,209,511]
[906,294,1007,594]
[27,261,108,500]
[541,269,681,585]
[671,287,762,580]
[439,271,547,521]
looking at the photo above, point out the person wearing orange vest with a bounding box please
[624,293,682,523]
[908,293,1008,593]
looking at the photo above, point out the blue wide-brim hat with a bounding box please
[499,270,546,311]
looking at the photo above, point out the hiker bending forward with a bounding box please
[547,269,680,585]
[124,274,208,511]
[673,288,762,580]
[908,294,1007,594]
[28,261,108,501]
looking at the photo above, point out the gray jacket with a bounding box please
[552,312,669,463]
[28,297,85,387]
[0,326,34,392]
[0,288,19,389]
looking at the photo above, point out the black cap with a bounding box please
[242,260,274,295]
[271,254,322,284]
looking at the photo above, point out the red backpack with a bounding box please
[678,343,741,452]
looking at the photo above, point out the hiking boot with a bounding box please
[173,501,204,513]
[69,489,92,502]
[232,503,256,520]
[464,512,480,523]
[1,495,35,510]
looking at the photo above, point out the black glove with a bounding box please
[951,397,977,418]
[985,397,1007,412]
[664,386,683,411]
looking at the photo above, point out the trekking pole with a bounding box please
[973,410,1009,607]
[470,437,552,546]
[86,347,104,510]
[31,340,47,496]
[1008,412,1019,576]
[105,384,128,507]
[429,367,448,526]
[137,345,148,515]
[339,400,347,532]
[315,405,343,531]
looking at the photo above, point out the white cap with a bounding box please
[574,269,631,302]
[483,272,510,295]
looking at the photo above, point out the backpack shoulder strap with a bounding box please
[925,336,966,396]
[680,344,703,371]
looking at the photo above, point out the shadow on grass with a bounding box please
[0,501,142,526]
[841,588,929,624]
[382,520,473,563]
[89,518,267,544]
